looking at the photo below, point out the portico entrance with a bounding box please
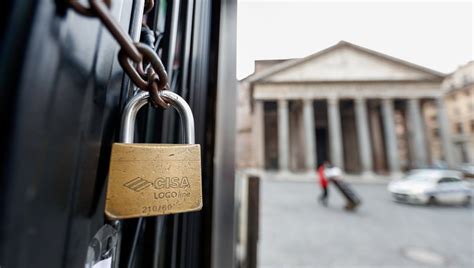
[240,41,455,176]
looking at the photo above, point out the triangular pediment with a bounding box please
[250,41,445,83]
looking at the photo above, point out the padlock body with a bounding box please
[105,143,202,219]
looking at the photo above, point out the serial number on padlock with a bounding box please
[142,204,173,214]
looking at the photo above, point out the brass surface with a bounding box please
[105,143,202,219]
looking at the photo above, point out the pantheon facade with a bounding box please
[237,41,455,176]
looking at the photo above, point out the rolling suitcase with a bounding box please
[331,178,361,210]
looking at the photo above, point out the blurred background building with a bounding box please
[425,61,474,165]
[236,41,471,177]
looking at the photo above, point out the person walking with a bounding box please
[325,165,361,211]
[317,161,330,206]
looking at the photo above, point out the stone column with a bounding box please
[407,98,428,167]
[278,99,289,171]
[303,99,317,171]
[436,98,455,167]
[381,98,401,174]
[369,104,386,172]
[328,97,344,169]
[253,100,265,169]
[354,98,373,176]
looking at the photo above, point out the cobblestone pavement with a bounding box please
[259,179,474,268]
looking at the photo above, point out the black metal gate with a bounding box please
[0,0,237,267]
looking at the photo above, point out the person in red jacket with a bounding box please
[318,161,330,206]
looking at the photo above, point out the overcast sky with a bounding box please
[236,0,473,79]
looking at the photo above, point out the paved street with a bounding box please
[259,179,474,268]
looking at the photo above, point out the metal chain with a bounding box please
[144,0,155,14]
[69,0,111,17]
[69,0,170,108]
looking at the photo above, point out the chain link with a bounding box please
[69,0,111,17]
[147,68,170,109]
[118,43,168,91]
[144,0,155,14]
[69,0,170,108]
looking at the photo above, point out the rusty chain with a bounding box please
[144,0,155,14]
[69,0,169,108]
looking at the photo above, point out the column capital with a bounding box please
[327,97,339,105]
[354,97,366,104]
[253,99,264,107]
[434,97,444,106]
[278,99,288,106]
[381,98,393,105]
[302,99,313,105]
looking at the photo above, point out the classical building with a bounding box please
[237,41,456,176]
[425,61,474,164]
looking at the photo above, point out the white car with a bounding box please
[388,169,472,205]
[459,163,474,178]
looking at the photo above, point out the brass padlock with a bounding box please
[105,90,202,220]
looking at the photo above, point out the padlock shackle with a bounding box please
[120,90,195,144]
